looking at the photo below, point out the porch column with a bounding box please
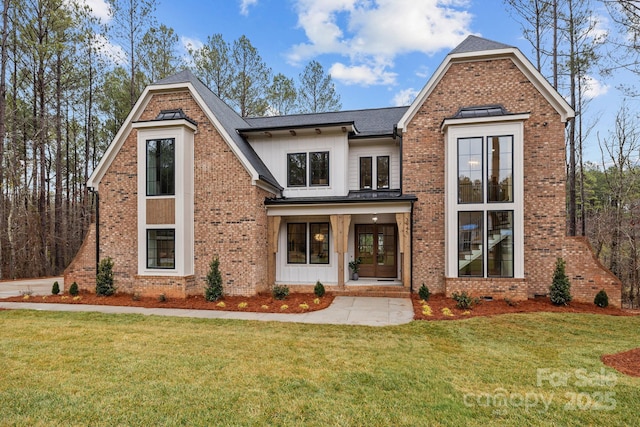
[396,212,411,289]
[330,214,351,287]
[267,216,281,288]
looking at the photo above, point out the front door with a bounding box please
[355,224,397,278]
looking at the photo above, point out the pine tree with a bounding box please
[205,257,223,302]
[96,257,116,296]
[550,258,572,305]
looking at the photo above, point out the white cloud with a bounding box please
[240,0,258,16]
[181,36,203,53]
[392,88,418,106]
[329,62,397,86]
[582,75,609,99]
[73,0,111,23]
[287,0,472,88]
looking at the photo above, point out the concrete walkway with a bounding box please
[0,278,414,326]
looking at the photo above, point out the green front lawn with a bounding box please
[1,310,638,426]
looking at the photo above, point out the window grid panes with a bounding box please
[287,153,307,187]
[487,211,514,277]
[287,223,307,264]
[487,136,513,202]
[310,151,329,186]
[147,229,175,269]
[458,137,483,203]
[146,139,175,196]
[377,156,390,189]
[360,157,372,189]
[458,211,483,277]
[309,223,330,264]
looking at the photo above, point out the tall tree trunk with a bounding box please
[54,51,63,272]
[0,0,10,279]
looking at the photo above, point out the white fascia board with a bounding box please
[397,48,575,132]
[266,200,412,217]
[178,82,263,185]
[441,113,531,132]
[87,85,155,190]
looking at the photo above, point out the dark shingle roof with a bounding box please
[244,107,408,138]
[450,35,513,55]
[153,70,282,190]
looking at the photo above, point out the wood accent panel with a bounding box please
[146,198,175,224]
[267,216,281,287]
[396,212,411,288]
[330,214,351,287]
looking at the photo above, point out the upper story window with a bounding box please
[146,138,175,196]
[458,136,513,204]
[359,155,390,190]
[287,151,329,188]
[444,119,526,280]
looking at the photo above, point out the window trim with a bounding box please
[457,136,484,204]
[445,121,524,279]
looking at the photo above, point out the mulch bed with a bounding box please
[602,348,640,378]
[412,294,638,321]
[1,291,334,314]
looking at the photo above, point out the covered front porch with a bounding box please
[265,194,415,294]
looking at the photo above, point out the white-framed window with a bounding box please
[444,120,525,279]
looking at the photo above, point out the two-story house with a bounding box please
[65,36,621,306]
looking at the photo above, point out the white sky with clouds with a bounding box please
[79,0,637,163]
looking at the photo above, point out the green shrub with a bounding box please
[69,282,79,296]
[272,284,290,300]
[51,281,60,295]
[549,258,572,305]
[594,289,609,308]
[314,281,325,298]
[452,291,479,310]
[96,257,116,296]
[205,257,224,302]
[418,284,430,301]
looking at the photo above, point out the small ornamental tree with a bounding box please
[96,257,116,296]
[51,281,60,295]
[549,258,572,305]
[418,284,430,301]
[205,257,224,302]
[69,282,79,296]
[594,289,609,308]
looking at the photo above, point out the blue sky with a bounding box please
[87,0,635,163]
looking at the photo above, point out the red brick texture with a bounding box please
[66,90,273,298]
[403,57,620,303]
[64,222,96,291]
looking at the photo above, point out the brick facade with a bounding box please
[65,51,620,306]
[65,90,272,298]
[403,57,620,306]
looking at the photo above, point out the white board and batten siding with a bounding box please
[348,140,400,191]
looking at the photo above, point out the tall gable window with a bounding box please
[445,119,525,280]
[287,151,330,188]
[377,156,390,189]
[146,138,175,196]
[360,157,372,189]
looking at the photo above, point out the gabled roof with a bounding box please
[88,70,282,192]
[243,106,408,138]
[153,70,281,190]
[397,35,575,130]
[449,35,513,54]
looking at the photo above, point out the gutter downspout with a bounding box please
[88,187,99,272]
